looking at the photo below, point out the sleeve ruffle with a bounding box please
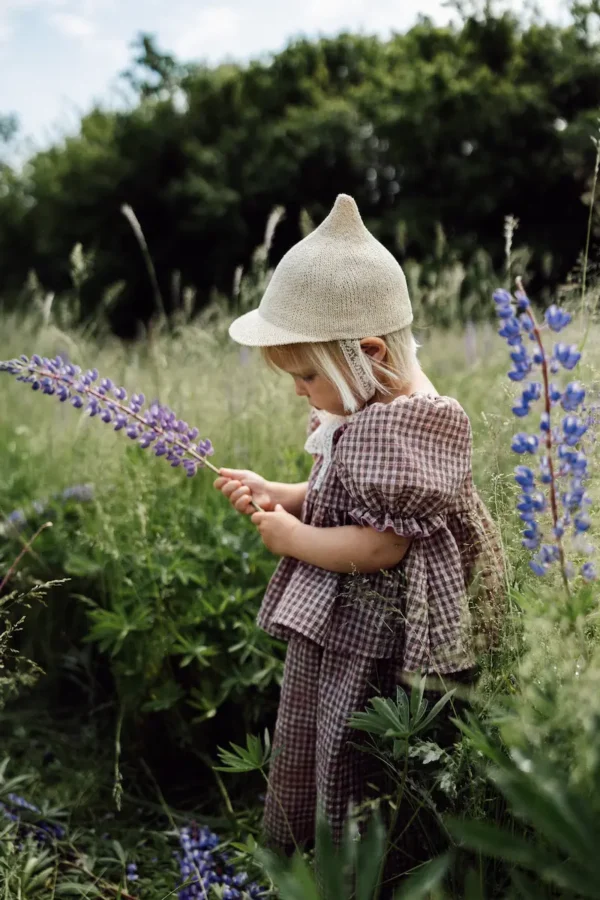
[335,393,472,539]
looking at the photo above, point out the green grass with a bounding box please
[1,307,600,897]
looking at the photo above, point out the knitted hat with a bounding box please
[229,194,412,346]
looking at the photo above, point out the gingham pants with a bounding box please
[263,634,398,848]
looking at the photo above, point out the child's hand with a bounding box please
[213,469,274,514]
[251,505,300,556]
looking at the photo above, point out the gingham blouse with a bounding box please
[258,393,504,673]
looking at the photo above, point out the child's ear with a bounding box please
[359,337,387,362]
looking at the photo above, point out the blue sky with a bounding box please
[1,0,569,152]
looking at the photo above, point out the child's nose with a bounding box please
[294,378,307,397]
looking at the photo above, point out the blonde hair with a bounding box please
[262,326,420,413]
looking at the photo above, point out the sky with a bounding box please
[1,0,570,152]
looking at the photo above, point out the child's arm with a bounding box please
[268,481,309,517]
[251,506,411,574]
[215,469,308,517]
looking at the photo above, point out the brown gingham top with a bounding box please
[258,393,504,673]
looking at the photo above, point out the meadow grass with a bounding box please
[2,306,600,897]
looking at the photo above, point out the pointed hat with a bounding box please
[229,194,412,346]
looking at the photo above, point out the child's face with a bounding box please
[283,366,348,416]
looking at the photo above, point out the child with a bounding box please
[214,194,504,858]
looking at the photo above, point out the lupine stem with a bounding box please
[517,279,570,599]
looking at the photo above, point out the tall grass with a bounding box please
[2,304,600,896]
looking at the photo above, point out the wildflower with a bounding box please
[514,466,535,490]
[0,356,219,482]
[126,862,139,882]
[175,822,265,899]
[0,792,65,842]
[561,382,586,412]
[512,433,539,454]
[1,484,95,537]
[493,280,596,586]
[582,562,596,581]
[553,342,581,371]
[545,305,572,332]
[562,415,588,446]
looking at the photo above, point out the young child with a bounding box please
[214,195,504,857]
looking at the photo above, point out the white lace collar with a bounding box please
[304,409,354,491]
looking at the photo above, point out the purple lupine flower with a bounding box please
[561,381,586,412]
[553,342,581,371]
[545,305,572,332]
[582,562,596,581]
[174,822,265,899]
[512,433,539,454]
[126,862,139,882]
[494,280,596,587]
[7,509,27,526]
[1,792,65,843]
[0,356,223,485]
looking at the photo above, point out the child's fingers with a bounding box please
[213,476,229,490]
[230,485,252,508]
[235,495,253,514]
[220,480,242,499]
[219,468,247,480]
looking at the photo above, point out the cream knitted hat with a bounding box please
[229,193,412,346]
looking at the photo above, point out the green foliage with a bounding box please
[216,731,276,774]
[0,837,56,899]
[258,809,452,899]
[2,9,600,329]
[449,722,600,898]
[244,679,460,897]
[0,582,62,710]
[349,676,457,753]
[1,286,600,897]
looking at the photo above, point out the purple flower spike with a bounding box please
[0,355,223,488]
[173,821,266,899]
[493,280,595,591]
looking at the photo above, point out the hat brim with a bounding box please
[229,309,321,347]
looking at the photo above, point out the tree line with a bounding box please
[1,3,600,334]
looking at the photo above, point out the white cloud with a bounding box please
[170,4,242,59]
[302,0,373,28]
[49,11,96,37]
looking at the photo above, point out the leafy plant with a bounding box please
[449,716,600,898]
[256,810,451,900]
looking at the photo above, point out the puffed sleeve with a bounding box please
[334,394,472,538]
